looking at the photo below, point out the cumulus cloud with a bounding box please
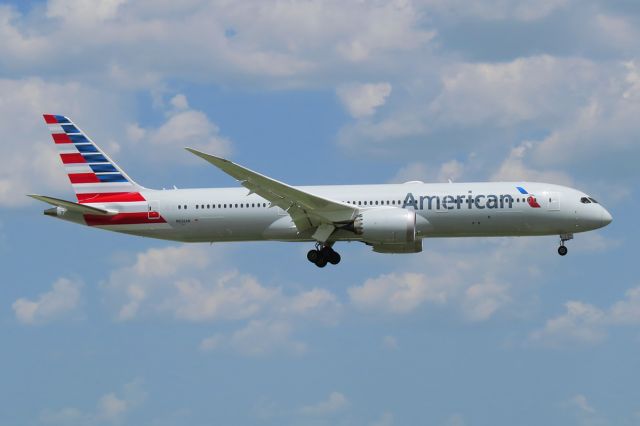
[349,272,450,314]
[47,0,128,22]
[12,278,82,325]
[337,82,392,118]
[300,391,349,416]
[0,1,434,85]
[104,244,341,355]
[370,411,395,426]
[530,286,640,346]
[0,78,126,207]
[491,142,573,185]
[129,94,232,159]
[200,320,308,357]
[562,394,611,426]
[422,0,570,21]
[348,239,536,321]
[41,379,146,425]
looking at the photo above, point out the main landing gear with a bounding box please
[307,243,341,268]
[558,233,573,256]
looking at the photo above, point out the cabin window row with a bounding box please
[178,203,270,210]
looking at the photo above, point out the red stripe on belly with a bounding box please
[84,212,166,226]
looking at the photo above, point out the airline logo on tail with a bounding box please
[43,114,143,203]
[42,114,167,227]
[516,186,541,208]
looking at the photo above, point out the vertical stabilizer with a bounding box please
[43,114,145,203]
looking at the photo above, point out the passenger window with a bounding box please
[195,205,199,209]
[178,205,181,210]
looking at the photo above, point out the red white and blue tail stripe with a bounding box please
[44,114,145,203]
[43,114,167,228]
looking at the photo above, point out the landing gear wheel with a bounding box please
[558,245,568,256]
[315,256,328,268]
[307,249,320,263]
[327,250,341,265]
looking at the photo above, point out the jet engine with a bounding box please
[353,207,416,244]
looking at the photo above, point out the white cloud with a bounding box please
[230,319,307,357]
[103,245,210,321]
[337,82,392,118]
[530,286,640,346]
[41,379,145,425]
[430,56,596,128]
[437,160,465,183]
[47,0,128,22]
[170,273,278,322]
[422,0,570,21]
[349,272,450,314]
[461,282,511,322]
[491,142,573,185]
[169,93,189,110]
[0,1,435,86]
[13,278,82,325]
[563,394,610,426]
[130,94,232,159]
[0,78,125,207]
[104,245,341,356]
[370,411,395,426]
[569,394,596,414]
[199,320,308,357]
[530,301,606,346]
[300,391,349,416]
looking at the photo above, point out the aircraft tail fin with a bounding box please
[43,114,145,203]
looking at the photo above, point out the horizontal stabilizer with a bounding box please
[27,194,117,215]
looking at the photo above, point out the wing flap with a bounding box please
[28,194,117,215]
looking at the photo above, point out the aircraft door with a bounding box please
[148,201,160,219]
[547,192,560,211]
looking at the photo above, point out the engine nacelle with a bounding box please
[354,207,416,244]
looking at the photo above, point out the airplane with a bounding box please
[30,114,613,268]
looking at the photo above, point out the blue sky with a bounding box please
[1,1,639,425]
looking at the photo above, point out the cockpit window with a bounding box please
[580,197,591,204]
[588,197,598,204]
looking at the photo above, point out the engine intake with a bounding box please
[353,207,416,244]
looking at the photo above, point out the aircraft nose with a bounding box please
[601,208,613,227]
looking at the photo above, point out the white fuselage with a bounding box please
[54,181,612,245]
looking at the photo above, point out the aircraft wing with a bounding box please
[27,194,117,215]
[185,148,358,234]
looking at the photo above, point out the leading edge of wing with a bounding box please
[184,148,358,227]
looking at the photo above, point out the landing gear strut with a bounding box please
[307,243,341,268]
[558,233,573,256]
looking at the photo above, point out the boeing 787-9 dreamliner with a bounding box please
[30,115,612,267]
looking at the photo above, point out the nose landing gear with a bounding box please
[558,233,573,256]
[307,243,341,268]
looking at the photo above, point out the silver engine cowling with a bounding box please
[353,207,416,244]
